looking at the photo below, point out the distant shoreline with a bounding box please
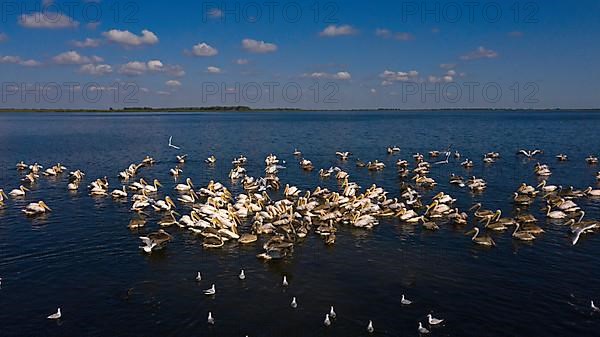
[0,107,599,113]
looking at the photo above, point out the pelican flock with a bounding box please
[2,142,600,331]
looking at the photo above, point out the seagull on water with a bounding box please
[324,314,331,326]
[290,297,297,308]
[282,275,289,286]
[47,308,61,320]
[427,314,444,325]
[401,294,412,305]
[367,320,374,333]
[196,272,202,281]
[572,224,598,245]
[329,306,336,319]
[239,269,246,280]
[204,284,216,295]
[168,136,181,150]
[418,322,430,334]
[207,311,215,324]
[592,301,600,312]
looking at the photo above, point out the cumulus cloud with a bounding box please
[460,46,498,60]
[242,38,277,53]
[0,55,42,67]
[440,63,456,70]
[375,28,414,41]
[191,42,218,56]
[72,38,101,48]
[379,70,419,85]
[206,66,222,74]
[79,64,113,75]
[0,33,7,42]
[118,60,185,77]
[19,12,79,29]
[319,24,357,37]
[305,71,351,80]
[165,80,182,88]
[52,51,103,65]
[103,29,159,47]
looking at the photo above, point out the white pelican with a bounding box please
[153,196,176,211]
[16,161,28,170]
[22,201,51,215]
[144,179,162,193]
[175,178,194,192]
[204,284,216,295]
[207,312,214,325]
[418,322,430,334]
[0,190,7,205]
[293,149,302,156]
[111,186,128,198]
[572,223,598,245]
[367,320,374,333]
[401,294,412,305]
[170,167,183,177]
[518,149,542,158]
[178,190,197,204]
[290,297,297,308]
[470,227,495,246]
[176,154,187,163]
[47,308,61,320]
[282,275,289,286]
[168,136,180,149]
[537,180,557,192]
[205,155,216,164]
[9,185,29,197]
[239,269,245,280]
[585,187,600,197]
[324,314,331,326]
[586,155,598,164]
[427,314,444,325]
[67,182,79,191]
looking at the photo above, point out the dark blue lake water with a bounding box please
[1,110,600,336]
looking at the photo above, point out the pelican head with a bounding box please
[154,179,162,187]
[165,196,176,208]
[186,178,194,188]
[0,189,8,199]
[39,201,52,211]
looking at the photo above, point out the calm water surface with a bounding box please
[1,111,600,336]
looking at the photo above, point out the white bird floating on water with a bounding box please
[323,314,331,326]
[207,311,214,325]
[204,284,216,295]
[168,136,181,150]
[427,314,444,325]
[196,272,202,282]
[572,224,598,245]
[418,322,430,334]
[239,269,245,280]
[282,275,288,286]
[367,320,374,333]
[47,308,61,320]
[592,301,600,312]
[329,306,336,319]
[290,297,297,308]
[401,294,412,305]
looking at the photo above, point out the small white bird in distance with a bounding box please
[367,320,374,333]
[418,322,430,334]
[282,275,289,286]
[401,294,412,305]
[47,308,61,320]
[204,284,216,295]
[592,300,600,312]
[290,297,297,308]
[207,311,215,324]
[168,136,181,150]
[427,314,444,325]
[239,269,245,280]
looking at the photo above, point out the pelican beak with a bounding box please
[156,181,162,187]
[41,201,52,211]
[464,229,476,236]
[0,190,7,198]
[23,186,30,192]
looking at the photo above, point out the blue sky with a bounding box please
[0,0,599,109]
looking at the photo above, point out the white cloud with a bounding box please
[157,90,171,96]
[375,28,414,41]
[460,46,498,60]
[206,66,222,74]
[52,51,103,65]
[208,8,223,18]
[118,60,185,77]
[79,64,113,76]
[118,61,147,76]
[72,38,100,48]
[304,71,352,80]
[0,33,7,42]
[319,24,357,37]
[103,29,159,47]
[0,55,41,67]
[166,80,182,88]
[191,42,218,56]
[19,12,79,29]
[236,58,249,65]
[379,69,419,85]
[242,38,277,53]
[440,63,456,70]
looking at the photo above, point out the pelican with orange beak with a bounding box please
[22,201,52,215]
